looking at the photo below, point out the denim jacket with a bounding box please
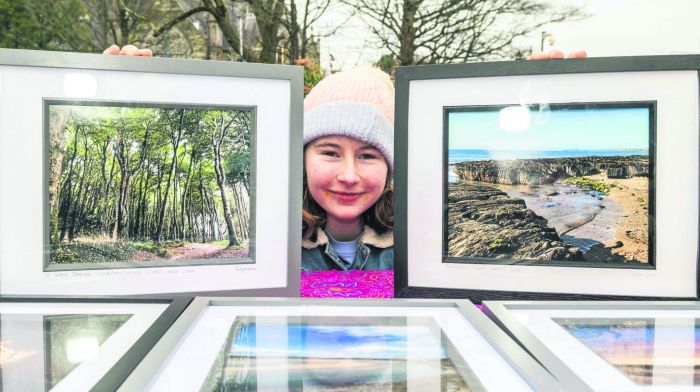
[301,226,394,271]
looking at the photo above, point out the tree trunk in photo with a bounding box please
[113,123,149,240]
[113,156,131,240]
[48,107,70,248]
[154,110,184,242]
[232,183,246,240]
[211,115,238,247]
[181,146,196,240]
[67,135,90,240]
[59,126,80,242]
[135,165,151,239]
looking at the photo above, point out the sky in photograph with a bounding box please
[228,324,447,359]
[557,317,700,385]
[449,105,650,151]
[315,0,700,71]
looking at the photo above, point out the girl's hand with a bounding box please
[527,50,587,60]
[102,44,153,57]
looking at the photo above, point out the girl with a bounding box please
[300,67,395,271]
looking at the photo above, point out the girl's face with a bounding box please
[305,135,389,224]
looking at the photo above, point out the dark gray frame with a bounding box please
[43,99,258,271]
[120,297,561,391]
[394,55,700,301]
[0,295,192,391]
[482,300,700,391]
[442,101,657,269]
[0,48,303,296]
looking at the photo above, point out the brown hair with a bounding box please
[302,170,394,242]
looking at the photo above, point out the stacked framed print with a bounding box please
[118,297,560,391]
[394,55,700,301]
[0,296,190,391]
[0,49,302,296]
[483,301,700,391]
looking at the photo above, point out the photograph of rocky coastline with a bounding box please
[446,104,653,265]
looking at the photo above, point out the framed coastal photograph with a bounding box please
[0,49,302,296]
[119,298,560,391]
[446,101,654,265]
[395,55,700,300]
[0,296,190,391]
[482,301,700,391]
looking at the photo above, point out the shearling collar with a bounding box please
[302,225,393,249]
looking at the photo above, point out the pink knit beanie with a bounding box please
[304,66,394,169]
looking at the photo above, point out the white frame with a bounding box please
[0,298,183,391]
[483,300,700,391]
[394,56,700,300]
[0,49,302,296]
[120,297,561,391]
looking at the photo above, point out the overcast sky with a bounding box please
[316,0,700,71]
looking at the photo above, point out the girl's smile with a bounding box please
[327,190,364,202]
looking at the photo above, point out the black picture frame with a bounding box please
[394,55,700,302]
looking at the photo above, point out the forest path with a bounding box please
[169,243,227,260]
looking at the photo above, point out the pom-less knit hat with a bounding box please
[303,66,394,170]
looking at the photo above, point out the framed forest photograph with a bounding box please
[46,100,255,270]
[394,55,700,301]
[0,49,302,296]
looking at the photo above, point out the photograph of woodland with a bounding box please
[47,101,252,267]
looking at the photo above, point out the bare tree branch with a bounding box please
[344,0,585,65]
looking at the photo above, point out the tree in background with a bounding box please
[279,0,339,64]
[0,0,94,51]
[344,0,583,65]
[82,0,157,49]
[155,0,336,63]
[155,0,257,60]
[84,0,208,58]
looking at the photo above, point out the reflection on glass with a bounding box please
[555,317,700,386]
[44,314,131,389]
[203,316,484,391]
[0,313,131,391]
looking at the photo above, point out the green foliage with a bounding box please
[53,240,195,264]
[211,239,230,248]
[295,58,323,95]
[565,177,611,195]
[52,242,139,264]
[0,0,94,51]
[375,53,396,74]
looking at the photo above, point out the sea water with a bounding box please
[447,149,649,183]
